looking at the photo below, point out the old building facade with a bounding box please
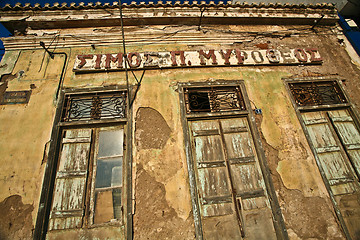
[0,1,360,240]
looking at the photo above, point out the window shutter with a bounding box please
[48,129,92,230]
[328,109,360,177]
[190,118,276,239]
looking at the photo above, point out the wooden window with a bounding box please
[287,79,360,240]
[180,83,286,240]
[48,90,127,231]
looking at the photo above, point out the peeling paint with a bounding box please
[0,195,34,240]
[133,164,194,240]
[254,113,345,240]
[0,51,20,77]
[135,107,171,150]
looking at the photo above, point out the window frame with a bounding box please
[34,86,133,240]
[89,126,125,227]
[178,80,288,240]
[284,77,360,240]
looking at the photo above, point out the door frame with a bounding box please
[283,76,360,240]
[178,80,288,240]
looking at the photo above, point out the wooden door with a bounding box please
[189,117,277,240]
[302,109,360,239]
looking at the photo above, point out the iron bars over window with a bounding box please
[61,91,127,122]
[289,81,347,107]
[184,86,246,113]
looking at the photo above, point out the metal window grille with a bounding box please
[184,86,246,113]
[61,91,127,122]
[289,81,347,107]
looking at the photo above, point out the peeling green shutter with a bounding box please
[302,109,360,239]
[48,129,92,230]
[328,110,360,178]
[190,117,276,240]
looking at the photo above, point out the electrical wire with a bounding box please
[63,27,200,45]
[119,0,131,107]
[59,24,341,48]
[40,5,342,53]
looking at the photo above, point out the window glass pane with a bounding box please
[95,157,123,188]
[111,166,123,187]
[93,127,124,224]
[112,188,122,219]
[98,129,123,157]
[188,92,211,112]
[94,190,114,224]
[94,188,122,223]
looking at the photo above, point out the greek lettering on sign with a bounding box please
[73,48,322,72]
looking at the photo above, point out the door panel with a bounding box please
[243,209,275,240]
[194,135,225,163]
[328,109,360,178]
[202,214,242,240]
[189,118,276,239]
[191,120,237,239]
[202,202,234,217]
[302,112,356,191]
[229,164,262,194]
[197,167,231,199]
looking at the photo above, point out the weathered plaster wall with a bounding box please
[117,26,360,239]
[1,22,360,240]
[240,32,360,239]
[244,71,346,239]
[0,50,60,239]
[0,195,34,240]
[132,81,195,239]
[46,226,125,240]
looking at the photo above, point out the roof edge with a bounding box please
[0,1,336,11]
